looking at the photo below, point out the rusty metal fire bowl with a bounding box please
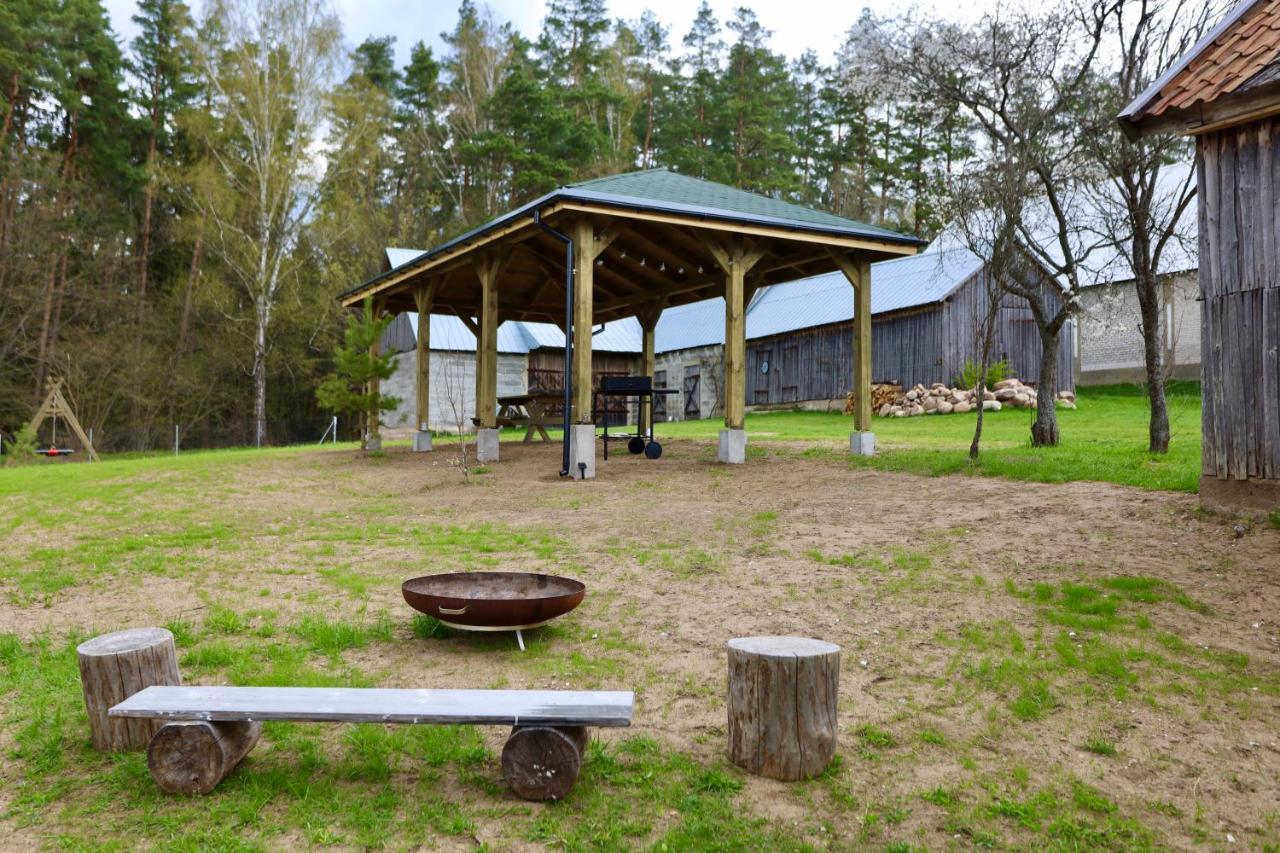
[401,572,586,641]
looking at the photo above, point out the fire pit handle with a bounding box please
[438,606,468,616]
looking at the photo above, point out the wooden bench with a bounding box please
[110,686,633,801]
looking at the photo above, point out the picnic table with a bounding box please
[495,392,562,443]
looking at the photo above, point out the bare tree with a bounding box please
[188,0,343,447]
[953,154,1038,459]
[1081,0,1222,453]
[437,351,473,483]
[892,0,1114,446]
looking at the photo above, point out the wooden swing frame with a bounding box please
[28,378,99,462]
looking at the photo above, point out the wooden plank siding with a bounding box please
[1197,115,1280,482]
[743,270,1074,407]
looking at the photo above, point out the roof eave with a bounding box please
[1118,0,1266,132]
[340,191,924,308]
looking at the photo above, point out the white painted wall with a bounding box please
[1076,271,1200,383]
[381,350,528,433]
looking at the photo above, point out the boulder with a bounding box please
[905,390,918,401]
[1013,392,1030,407]
[995,388,1017,402]
[954,401,971,414]
[983,390,996,401]
[936,401,953,414]
[878,403,893,417]
[994,378,1020,390]
[922,396,939,412]
[983,400,1002,412]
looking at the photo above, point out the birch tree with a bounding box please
[189,0,342,446]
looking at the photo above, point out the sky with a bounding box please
[101,0,997,69]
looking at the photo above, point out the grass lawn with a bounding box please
[656,381,1204,493]
[2,380,1277,851]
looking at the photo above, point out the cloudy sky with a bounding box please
[101,0,995,68]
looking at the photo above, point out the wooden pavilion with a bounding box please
[340,169,922,478]
[1119,0,1280,514]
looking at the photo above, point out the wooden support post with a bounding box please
[726,636,840,781]
[571,219,596,424]
[77,628,181,751]
[147,720,262,794]
[699,234,766,462]
[472,255,506,432]
[367,298,385,451]
[413,279,439,445]
[501,725,589,801]
[637,303,662,434]
[827,250,874,441]
[854,258,872,432]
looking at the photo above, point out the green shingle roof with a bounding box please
[566,168,911,242]
[343,168,922,302]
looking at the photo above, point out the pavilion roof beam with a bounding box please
[606,221,704,280]
[520,236,641,303]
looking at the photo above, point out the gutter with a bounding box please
[533,208,575,478]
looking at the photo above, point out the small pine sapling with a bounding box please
[315,299,401,452]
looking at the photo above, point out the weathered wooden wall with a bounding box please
[1197,116,1280,485]
[742,271,1075,406]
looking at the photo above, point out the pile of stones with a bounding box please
[876,378,1077,417]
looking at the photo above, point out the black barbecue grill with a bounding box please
[595,376,677,460]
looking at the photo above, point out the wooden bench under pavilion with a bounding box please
[339,169,922,477]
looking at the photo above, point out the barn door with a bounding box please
[683,367,701,419]
[752,349,771,404]
[654,370,668,419]
[781,345,799,402]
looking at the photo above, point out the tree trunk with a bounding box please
[1134,272,1170,454]
[1031,326,1061,447]
[147,720,261,794]
[253,304,268,447]
[137,140,157,316]
[177,235,203,354]
[77,627,181,751]
[501,725,588,801]
[726,636,840,781]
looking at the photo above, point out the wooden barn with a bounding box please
[652,244,1074,418]
[1120,0,1280,514]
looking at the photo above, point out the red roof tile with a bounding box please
[1147,0,1280,116]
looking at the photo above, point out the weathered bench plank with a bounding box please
[110,686,634,727]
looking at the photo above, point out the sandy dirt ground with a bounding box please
[2,437,1278,849]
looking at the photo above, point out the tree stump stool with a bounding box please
[77,627,181,751]
[726,636,840,781]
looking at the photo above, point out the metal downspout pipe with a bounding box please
[533,209,575,477]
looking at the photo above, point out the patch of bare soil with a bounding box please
[4,438,1279,849]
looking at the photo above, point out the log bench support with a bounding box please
[110,686,631,802]
[148,720,262,794]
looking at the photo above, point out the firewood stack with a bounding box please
[844,383,903,416]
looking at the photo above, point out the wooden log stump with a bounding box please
[147,720,262,794]
[501,725,589,801]
[727,636,840,781]
[77,627,181,751]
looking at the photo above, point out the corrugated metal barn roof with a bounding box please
[385,248,425,270]
[390,243,982,355]
[655,298,726,352]
[404,315,641,354]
